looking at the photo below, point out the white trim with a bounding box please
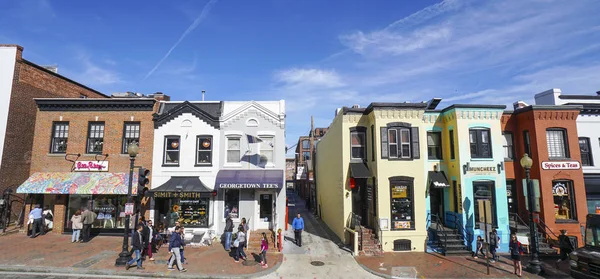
[257,130,276,136]
[258,134,275,165]
[226,136,242,164]
[224,130,243,137]
[221,101,280,124]
[246,118,259,127]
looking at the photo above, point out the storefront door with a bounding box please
[257,191,274,229]
[430,188,444,224]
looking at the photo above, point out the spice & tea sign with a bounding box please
[541,161,580,170]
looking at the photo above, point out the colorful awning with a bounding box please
[16,172,138,195]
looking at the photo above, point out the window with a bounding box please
[507,180,517,214]
[427,132,442,160]
[389,129,411,158]
[196,136,213,165]
[223,189,240,219]
[381,125,420,160]
[473,181,497,227]
[50,122,69,153]
[449,130,455,160]
[260,136,274,164]
[350,128,366,160]
[523,130,531,155]
[553,180,577,221]
[547,129,569,158]
[163,136,180,165]
[302,151,310,161]
[122,122,140,154]
[390,177,415,230]
[302,140,310,149]
[226,137,241,163]
[503,132,514,160]
[65,195,127,230]
[86,122,105,154]
[579,137,593,166]
[469,128,492,158]
[371,125,375,161]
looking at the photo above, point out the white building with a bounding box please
[535,88,600,214]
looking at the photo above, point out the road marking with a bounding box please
[0,271,146,278]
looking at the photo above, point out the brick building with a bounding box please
[0,45,107,210]
[16,98,158,235]
[502,104,587,247]
[294,127,327,212]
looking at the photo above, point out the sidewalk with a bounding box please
[0,232,282,278]
[356,252,554,278]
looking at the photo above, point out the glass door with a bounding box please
[257,192,273,229]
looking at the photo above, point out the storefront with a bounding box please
[585,174,600,214]
[427,170,450,222]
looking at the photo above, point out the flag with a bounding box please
[246,134,263,143]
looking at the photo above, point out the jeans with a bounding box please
[235,242,247,260]
[261,250,267,264]
[72,229,81,242]
[82,224,91,242]
[490,246,497,260]
[168,247,183,270]
[127,249,142,267]
[225,232,232,250]
[31,218,44,237]
[294,229,303,246]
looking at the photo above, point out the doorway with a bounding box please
[257,192,274,229]
[351,178,368,226]
[430,188,444,224]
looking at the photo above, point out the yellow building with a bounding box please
[315,102,433,253]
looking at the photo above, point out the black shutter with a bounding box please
[411,127,420,159]
[381,127,388,159]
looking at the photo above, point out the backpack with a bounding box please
[45,212,53,221]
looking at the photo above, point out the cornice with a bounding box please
[452,110,502,120]
[423,113,442,124]
[373,109,424,120]
[533,111,578,121]
[36,99,155,111]
[221,101,283,128]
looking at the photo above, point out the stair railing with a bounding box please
[431,213,447,254]
[347,212,363,251]
[509,212,530,231]
[537,217,559,246]
[454,213,472,251]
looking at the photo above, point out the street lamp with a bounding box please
[115,142,139,266]
[519,153,542,275]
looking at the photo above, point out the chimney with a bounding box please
[596,90,600,96]
[202,90,205,101]
[352,104,360,108]
[512,100,529,110]
[151,92,170,101]
[335,108,342,117]
[42,65,58,73]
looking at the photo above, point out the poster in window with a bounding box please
[392,185,407,198]
[390,183,413,230]
[394,221,411,229]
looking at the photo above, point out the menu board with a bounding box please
[391,184,413,230]
[176,199,208,227]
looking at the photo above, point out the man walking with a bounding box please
[224,214,234,251]
[292,213,305,247]
[125,225,144,270]
[29,204,44,238]
[81,207,97,242]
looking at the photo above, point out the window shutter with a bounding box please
[380,127,388,159]
[411,127,420,159]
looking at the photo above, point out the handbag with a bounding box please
[233,239,240,248]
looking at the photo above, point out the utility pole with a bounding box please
[309,116,314,213]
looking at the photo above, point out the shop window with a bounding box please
[427,132,442,160]
[553,180,577,221]
[389,177,415,230]
[523,130,531,155]
[473,181,497,227]
[302,140,310,149]
[223,189,240,219]
[503,132,514,160]
[381,125,419,160]
[122,122,140,154]
[506,180,518,214]
[196,135,213,165]
[469,128,492,158]
[350,127,367,160]
[50,122,69,154]
[547,128,569,159]
[259,135,275,164]
[302,151,310,161]
[579,137,593,166]
[175,198,210,227]
[65,195,127,230]
[226,137,241,163]
[163,136,180,165]
[449,130,455,160]
[86,122,105,154]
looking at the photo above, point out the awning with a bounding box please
[215,169,284,190]
[350,163,371,178]
[428,171,450,188]
[150,176,213,198]
[16,172,138,195]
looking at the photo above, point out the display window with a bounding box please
[65,195,127,229]
[155,196,213,228]
[553,180,577,221]
[224,189,240,219]
[473,181,497,227]
[390,178,414,230]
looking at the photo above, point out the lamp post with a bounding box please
[115,142,139,266]
[520,153,542,275]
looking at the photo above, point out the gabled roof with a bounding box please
[221,101,281,124]
[153,101,222,129]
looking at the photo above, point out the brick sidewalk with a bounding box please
[0,232,282,277]
[356,252,548,278]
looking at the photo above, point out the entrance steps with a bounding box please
[357,226,384,257]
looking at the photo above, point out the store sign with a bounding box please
[74,161,108,172]
[463,162,496,175]
[153,192,210,199]
[124,203,134,215]
[541,161,580,170]
[218,183,280,189]
[296,166,305,180]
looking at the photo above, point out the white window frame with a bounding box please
[259,135,275,166]
[163,136,180,165]
[503,132,514,160]
[388,129,398,158]
[226,136,242,164]
[400,129,411,159]
[350,131,366,160]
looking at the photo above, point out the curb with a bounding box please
[353,258,391,279]
[0,260,282,279]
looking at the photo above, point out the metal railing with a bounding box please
[454,213,471,249]
[509,212,530,231]
[537,217,559,245]
[430,213,447,254]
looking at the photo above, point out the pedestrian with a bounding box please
[234,226,247,263]
[147,220,156,261]
[167,226,187,272]
[489,229,500,262]
[43,205,54,232]
[556,229,574,268]
[29,204,44,238]
[509,233,524,277]
[474,235,486,258]
[81,207,97,242]
[179,226,187,264]
[241,217,250,248]
[224,213,234,251]
[292,213,305,247]
[259,232,269,268]
[138,217,149,259]
[125,225,144,270]
[70,210,83,243]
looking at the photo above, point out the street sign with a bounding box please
[124,203,134,215]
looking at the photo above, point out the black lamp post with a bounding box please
[115,143,139,266]
[520,153,542,275]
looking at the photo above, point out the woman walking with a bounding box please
[70,210,83,243]
[43,205,54,232]
[509,234,524,277]
[241,217,250,248]
[234,226,247,263]
[259,232,268,268]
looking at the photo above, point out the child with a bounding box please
[260,232,269,268]
[474,235,486,259]
[509,234,524,277]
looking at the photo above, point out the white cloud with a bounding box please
[275,68,344,88]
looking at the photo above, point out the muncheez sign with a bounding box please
[74,161,109,172]
[541,161,580,170]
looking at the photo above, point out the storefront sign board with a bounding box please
[74,161,109,172]
[541,161,580,170]
[124,203,134,215]
[153,192,211,199]
[218,183,281,189]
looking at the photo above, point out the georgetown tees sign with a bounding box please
[541,161,581,170]
[218,183,280,189]
[74,161,109,172]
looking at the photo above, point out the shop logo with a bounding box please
[541,161,580,170]
[74,161,108,172]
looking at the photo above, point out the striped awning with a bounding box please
[16,172,138,195]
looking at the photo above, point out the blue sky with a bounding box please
[2,0,600,157]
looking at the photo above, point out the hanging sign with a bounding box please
[74,161,109,172]
[541,161,580,170]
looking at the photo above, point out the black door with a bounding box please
[507,180,518,215]
[352,179,368,226]
[430,188,444,223]
[259,194,273,222]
